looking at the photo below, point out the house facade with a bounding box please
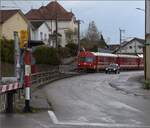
[25,1,78,47]
[0,10,28,40]
[114,38,145,55]
[30,21,51,45]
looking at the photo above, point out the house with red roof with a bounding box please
[25,1,78,47]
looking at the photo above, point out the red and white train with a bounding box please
[77,51,144,72]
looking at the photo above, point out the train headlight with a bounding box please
[106,68,108,70]
[113,68,116,70]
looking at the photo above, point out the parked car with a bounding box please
[105,64,120,74]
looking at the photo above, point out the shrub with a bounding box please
[65,43,78,56]
[144,80,150,90]
[58,47,70,58]
[0,39,14,63]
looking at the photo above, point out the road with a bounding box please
[44,71,150,127]
[1,71,150,128]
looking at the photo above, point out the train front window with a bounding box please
[80,57,94,62]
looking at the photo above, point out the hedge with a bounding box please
[0,39,14,63]
[33,46,60,65]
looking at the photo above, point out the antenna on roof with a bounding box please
[42,2,44,6]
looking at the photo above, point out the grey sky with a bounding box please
[1,0,145,44]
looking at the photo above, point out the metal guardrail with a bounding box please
[0,93,6,112]
[30,69,61,88]
[0,67,76,113]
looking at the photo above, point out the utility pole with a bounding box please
[119,28,125,53]
[77,20,80,55]
[55,12,58,48]
[145,0,150,80]
[77,20,83,55]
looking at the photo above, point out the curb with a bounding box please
[109,81,150,99]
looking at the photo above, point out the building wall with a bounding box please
[46,18,78,47]
[37,23,50,45]
[30,23,50,45]
[1,12,28,39]
[117,40,144,54]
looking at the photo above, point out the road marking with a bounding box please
[108,101,141,113]
[48,111,150,128]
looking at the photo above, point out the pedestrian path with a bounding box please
[110,72,150,99]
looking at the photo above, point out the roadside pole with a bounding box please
[145,0,150,80]
[19,30,31,112]
[77,20,80,55]
[24,49,31,112]
[5,32,20,113]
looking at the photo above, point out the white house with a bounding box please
[26,1,78,47]
[114,38,145,55]
[30,21,51,45]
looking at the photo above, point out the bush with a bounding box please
[33,46,60,65]
[0,39,14,63]
[65,43,78,56]
[58,47,70,58]
[144,80,150,90]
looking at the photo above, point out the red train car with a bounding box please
[77,51,144,72]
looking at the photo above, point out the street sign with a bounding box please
[20,30,28,48]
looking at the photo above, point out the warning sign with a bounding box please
[20,30,28,48]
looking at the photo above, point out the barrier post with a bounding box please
[5,91,14,113]
[24,49,31,112]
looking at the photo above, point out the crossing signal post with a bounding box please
[23,49,31,112]
[19,30,31,112]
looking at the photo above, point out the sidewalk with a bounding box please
[0,71,82,128]
[110,73,150,99]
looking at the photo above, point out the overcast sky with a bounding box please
[1,0,145,44]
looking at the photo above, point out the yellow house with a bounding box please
[0,9,28,40]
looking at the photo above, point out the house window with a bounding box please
[40,32,43,40]
[44,34,47,41]
[129,46,132,49]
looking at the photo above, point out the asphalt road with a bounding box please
[44,71,150,127]
[1,71,150,128]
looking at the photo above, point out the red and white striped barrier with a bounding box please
[0,82,20,94]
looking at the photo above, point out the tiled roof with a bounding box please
[26,1,74,21]
[108,44,120,51]
[30,21,44,29]
[113,37,145,53]
[0,10,19,24]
